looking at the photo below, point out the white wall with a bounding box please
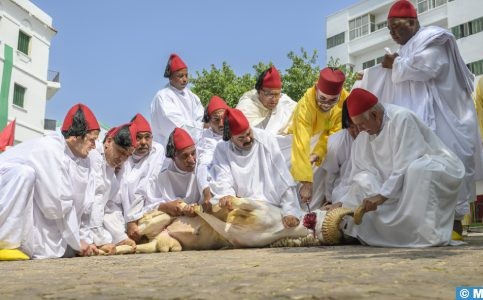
[0,0,56,143]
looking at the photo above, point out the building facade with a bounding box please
[326,0,483,77]
[0,0,59,143]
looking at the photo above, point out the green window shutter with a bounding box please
[13,84,26,108]
[17,31,30,55]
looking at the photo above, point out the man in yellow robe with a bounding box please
[474,76,483,142]
[288,68,348,208]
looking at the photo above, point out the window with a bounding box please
[467,59,483,76]
[376,20,387,30]
[327,32,345,49]
[13,84,26,108]
[417,0,447,14]
[451,17,483,39]
[471,17,483,35]
[349,14,375,40]
[376,56,384,64]
[17,31,31,55]
[362,59,376,69]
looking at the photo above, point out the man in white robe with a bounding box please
[0,104,100,260]
[83,123,138,253]
[381,0,483,238]
[236,66,296,135]
[322,101,359,209]
[209,108,302,228]
[196,96,229,210]
[120,114,165,242]
[150,53,204,146]
[340,88,465,247]
[145,128,200,217]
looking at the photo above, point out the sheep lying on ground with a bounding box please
[112,197,359,255]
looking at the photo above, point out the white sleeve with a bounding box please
[280,187,303,218]
[209,144,237,198]
[392,45,448,83]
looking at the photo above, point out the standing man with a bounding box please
[0,104,100,260]
[289,68,348,210]
[236,66,296,135]
[150,53,204,146]
[121,113,165,242]
[197,96,229,211]
[210,108,302,228]
[382,0,483,238]
[341,88,464,247]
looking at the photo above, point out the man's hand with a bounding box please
[181,204,197,217]
[127,221,141,242]
[299,181,313,204]
[361,194,387,212]
[202,187,213,213]
[78,240,99,257]
[158,200,184,216]
[219,195,234,210]
[309,154,320,166]
[382,53,399,69]
[282,215,300,228]
[117,238,137,253]
[99,243,117,255]
[322,202,342,211]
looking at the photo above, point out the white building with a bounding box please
[326,0,483,77]
[0,0,59,143]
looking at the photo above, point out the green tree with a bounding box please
[327,57,358,92]
[282,48,320,102]
[190,49,357,109]
[190,62,255,108]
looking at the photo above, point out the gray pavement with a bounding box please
[1,233,482,300]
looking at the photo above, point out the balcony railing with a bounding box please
[48,70,60,82]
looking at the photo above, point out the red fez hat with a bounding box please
[261,66,282,89]
[172,127,194,150]
[61,103,100,132]
[168,53,187,73]
[225,108,250,136]
[346,88,378,118]
[131,113,151,133]
[207,96,229,116]
[317,68,345,96]
[388,0,417,19]
[108,122,138,149]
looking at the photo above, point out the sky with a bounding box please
[31,0,359,127]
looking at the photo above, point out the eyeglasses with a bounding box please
[261,89,282,99]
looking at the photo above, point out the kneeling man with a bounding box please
[210,108,302,228]
[145,128,201,217]
[341,88,465,247]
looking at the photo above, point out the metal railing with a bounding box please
[48,70,60,82]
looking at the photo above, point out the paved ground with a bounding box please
[1,232,482,300]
